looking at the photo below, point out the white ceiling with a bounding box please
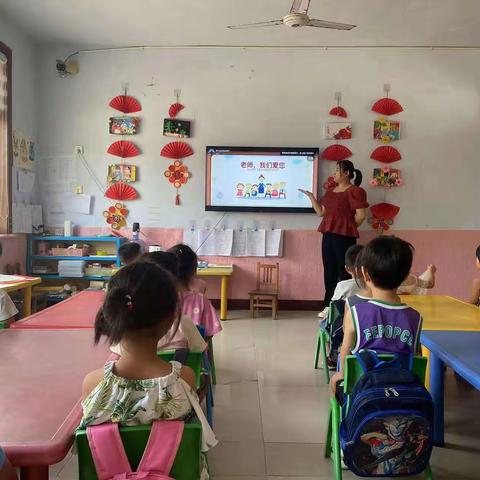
[1,0,480,48]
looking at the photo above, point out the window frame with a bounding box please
[0,41,12,234]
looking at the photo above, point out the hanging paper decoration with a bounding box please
[370,146,401,164]
[103,203,129,230]
[321,144,352,161]
[107,164,137,185]
[370,166,403,188]
[105,182,139,201]
[329,106,348,118]
[372,97,403,116]
[161,141,194,159]
[369,203,400,233]
[373,118,400,143]
[107,140,140,158]
[323,176,337,190]
[168,102,185,118]
[325,122,352,140]
[164,160,191,206]
[109,117,139,135]
[109,95,142,114]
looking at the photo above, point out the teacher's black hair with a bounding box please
[95,261,178,345]
[362,236,414,290]
[337,160,363,187]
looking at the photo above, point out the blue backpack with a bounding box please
[339,350,434,477]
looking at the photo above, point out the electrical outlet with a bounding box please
[75,185,83,194]
[74,145,84,155]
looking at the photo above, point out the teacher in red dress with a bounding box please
[300,160,369,304]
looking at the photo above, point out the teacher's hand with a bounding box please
[298,189,313,198]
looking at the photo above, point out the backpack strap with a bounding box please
[87,423,132,480]
[137,421,184,475]
[356,349,414,373]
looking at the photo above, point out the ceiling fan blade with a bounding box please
[227,19,284,29]
[290,0,311,15]
[307,18,356,30]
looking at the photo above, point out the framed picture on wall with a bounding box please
[324,122,352,140]
[107,164,137,185]
[109,117,140,135]
[373,118,400,143]
[163,119,191,138]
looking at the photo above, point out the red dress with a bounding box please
[318,186,369,238]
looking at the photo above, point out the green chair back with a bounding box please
[157,350,202,389]
[76,421,202,480]
[343,354,428,395]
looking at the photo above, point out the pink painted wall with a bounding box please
[0,234,27,274]
[77,227,479,303]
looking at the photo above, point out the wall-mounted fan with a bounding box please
[227,0,356,31]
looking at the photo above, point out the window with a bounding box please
[0,42,12,234]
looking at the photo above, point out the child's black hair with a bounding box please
[118,242,141,266]
[476,245,480,261]
[141,251,179,278]
[361,236,414,290]
[167,244,197,288]
[95,261,178,345]
[345,244,364,271]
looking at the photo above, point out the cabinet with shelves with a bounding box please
[27,236,126,281]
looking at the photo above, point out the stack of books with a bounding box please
[58,260,85,277]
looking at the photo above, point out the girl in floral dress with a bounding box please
[80,261,216,477]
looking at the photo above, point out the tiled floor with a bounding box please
[53,311,480,480]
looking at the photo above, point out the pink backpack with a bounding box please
[86,421,184,480]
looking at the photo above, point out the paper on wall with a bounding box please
[213,229,233,256]
[67,194,92,214]
[246,229,266,257]
[31,205,43,233]
[183,228,198,251]
[17,170,35,193]
[196,229,216,256]
[12,204,32,233]
[232,230,247,256]
[266,229,284,257]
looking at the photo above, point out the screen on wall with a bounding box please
[205,146,319,213]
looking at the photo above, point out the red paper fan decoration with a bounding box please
[370,146,402,164]
[369,202,400,233]
[161,141,193,159]
[168,102,185,118]
[109,95,142,114]
[107,140,140,158]
[329,106,348,118]
[371,97,403,116]
[104,182,138,201]
[321,144,352,161]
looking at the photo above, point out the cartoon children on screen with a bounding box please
[236,175,286,200]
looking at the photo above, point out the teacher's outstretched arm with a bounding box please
[299,189,324,217]
[354,208,366,227]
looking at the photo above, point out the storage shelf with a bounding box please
[32,255,117,261]
[30,236,120,242]
[35,274,114,280]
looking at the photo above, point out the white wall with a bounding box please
[36,46,480,230]
[0,12,38,205]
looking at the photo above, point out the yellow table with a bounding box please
[401,295,480,331]
[401,295,480,388]
[0,274,42,318]
[197,265,234,320]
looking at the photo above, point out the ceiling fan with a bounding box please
[227,0,356,31]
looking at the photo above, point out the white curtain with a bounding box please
[0,51,9,233]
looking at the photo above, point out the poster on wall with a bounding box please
[12,130,36,171]
[107,164,137,185]
[163,119,191,138]
[109,117,139,135]
[373,118,400,143]
[324,122,352,140]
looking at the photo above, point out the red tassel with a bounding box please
[175,192,180,206]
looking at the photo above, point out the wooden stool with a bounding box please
[248,262,280,319]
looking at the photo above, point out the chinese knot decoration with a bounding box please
[103,202,129,230]
[163,160,191,205]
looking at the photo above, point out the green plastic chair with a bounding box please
[76,421,203,480]
[324,354,434,480]
[314,301,342,383]
[157,350,202,389]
